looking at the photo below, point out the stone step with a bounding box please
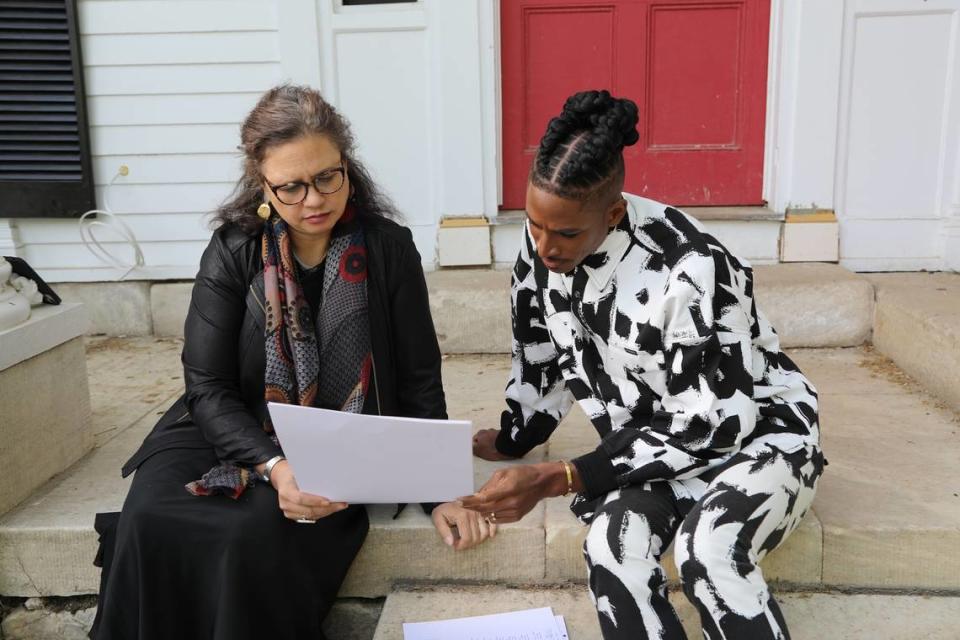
[83,336,186,448]
[869,272,960,414]
[427,263,874,353]
[1,345,958,600]
[371,585,960,640]
[0,304,91,519]
[0,596,384,640]
[791,348,960,590]
[141,264,874,354]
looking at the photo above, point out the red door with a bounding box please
[500,0,771,208]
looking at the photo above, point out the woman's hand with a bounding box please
[473,428,516,461]
[431,501,498,551]
[459,462,569,524]
[270,460,349,522]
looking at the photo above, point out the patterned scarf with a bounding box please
[187,208,372,498]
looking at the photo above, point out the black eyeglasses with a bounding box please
[266,165,347,205]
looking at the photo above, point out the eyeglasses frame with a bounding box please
[265,164,347,206]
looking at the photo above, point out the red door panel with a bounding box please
[519,6,621,148]
[501,0,771,208]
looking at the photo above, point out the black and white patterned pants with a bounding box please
[576,441,825,640]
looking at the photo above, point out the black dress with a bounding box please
[91,448,368,640]
[91,260,369,640]
[90,217,447,640]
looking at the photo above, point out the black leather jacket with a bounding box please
[122,214,447,477]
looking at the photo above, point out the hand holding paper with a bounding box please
[269,459,349,521]
[267,403,473,503]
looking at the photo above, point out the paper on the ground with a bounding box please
[402,607,564,640]
[554,615,568,639]
[267,403,473,503]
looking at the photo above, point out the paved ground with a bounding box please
[2,337,959,638]
[85,336,184,446]
[373,586,960,640]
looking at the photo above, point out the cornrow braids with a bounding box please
[531,90,640,201]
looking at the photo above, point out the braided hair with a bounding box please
[530,90,639,203]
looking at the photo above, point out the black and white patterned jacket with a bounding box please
[495,193,821,499]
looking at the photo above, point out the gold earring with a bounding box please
[257,203,271,220]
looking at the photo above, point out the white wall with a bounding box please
[767,0,960,271]
[764,0,845,214]
[313,0,498,263]
[8,0,291,281]
[836,0,960,271]
[1,0,498,281]
[946,128,960,271]
[6,0,958,279]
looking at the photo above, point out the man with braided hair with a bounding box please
[462,90,824,639]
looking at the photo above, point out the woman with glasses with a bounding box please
[89,85,495,640]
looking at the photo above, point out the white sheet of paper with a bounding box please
[554,615,568,639]
[402,607,563,640]
[267,403,473,503]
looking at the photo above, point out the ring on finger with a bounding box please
[295,513,315,524]
[488,512,497,523]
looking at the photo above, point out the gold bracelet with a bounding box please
[560,460,574,496]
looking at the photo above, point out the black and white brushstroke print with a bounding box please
[496,193,825,639]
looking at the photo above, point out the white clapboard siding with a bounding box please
[94,154,243,186]
[82,32,280,66]
[30,223,435,266]
[79,1,277,35]
[91,124,241,156]
[18,213,215,245]
[92,183,236,215]
[15,0,450,280]
[23,240,209,271]
[85,63,283,97]
[87,93,262,127]
[10,0,287,281]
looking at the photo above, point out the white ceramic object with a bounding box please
[0,258,33,331]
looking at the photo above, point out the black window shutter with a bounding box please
[0,0,95,218]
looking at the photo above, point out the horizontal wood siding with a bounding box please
[15,0,284,281]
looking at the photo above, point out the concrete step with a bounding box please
[790,348,960,590]
[372,586,960,640]
[1,343,958,599]
[142,264,874,354]
[427,263,874,353]
[0,596,384,640]
[868,272,960,414]
[0,306,91,519]
[84,336,185,447]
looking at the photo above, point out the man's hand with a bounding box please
[270,460,349,522]
[431,502,498,551]
[472,428,516,461]
[459,462,568,524]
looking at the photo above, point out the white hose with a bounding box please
[78,168,145,280]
